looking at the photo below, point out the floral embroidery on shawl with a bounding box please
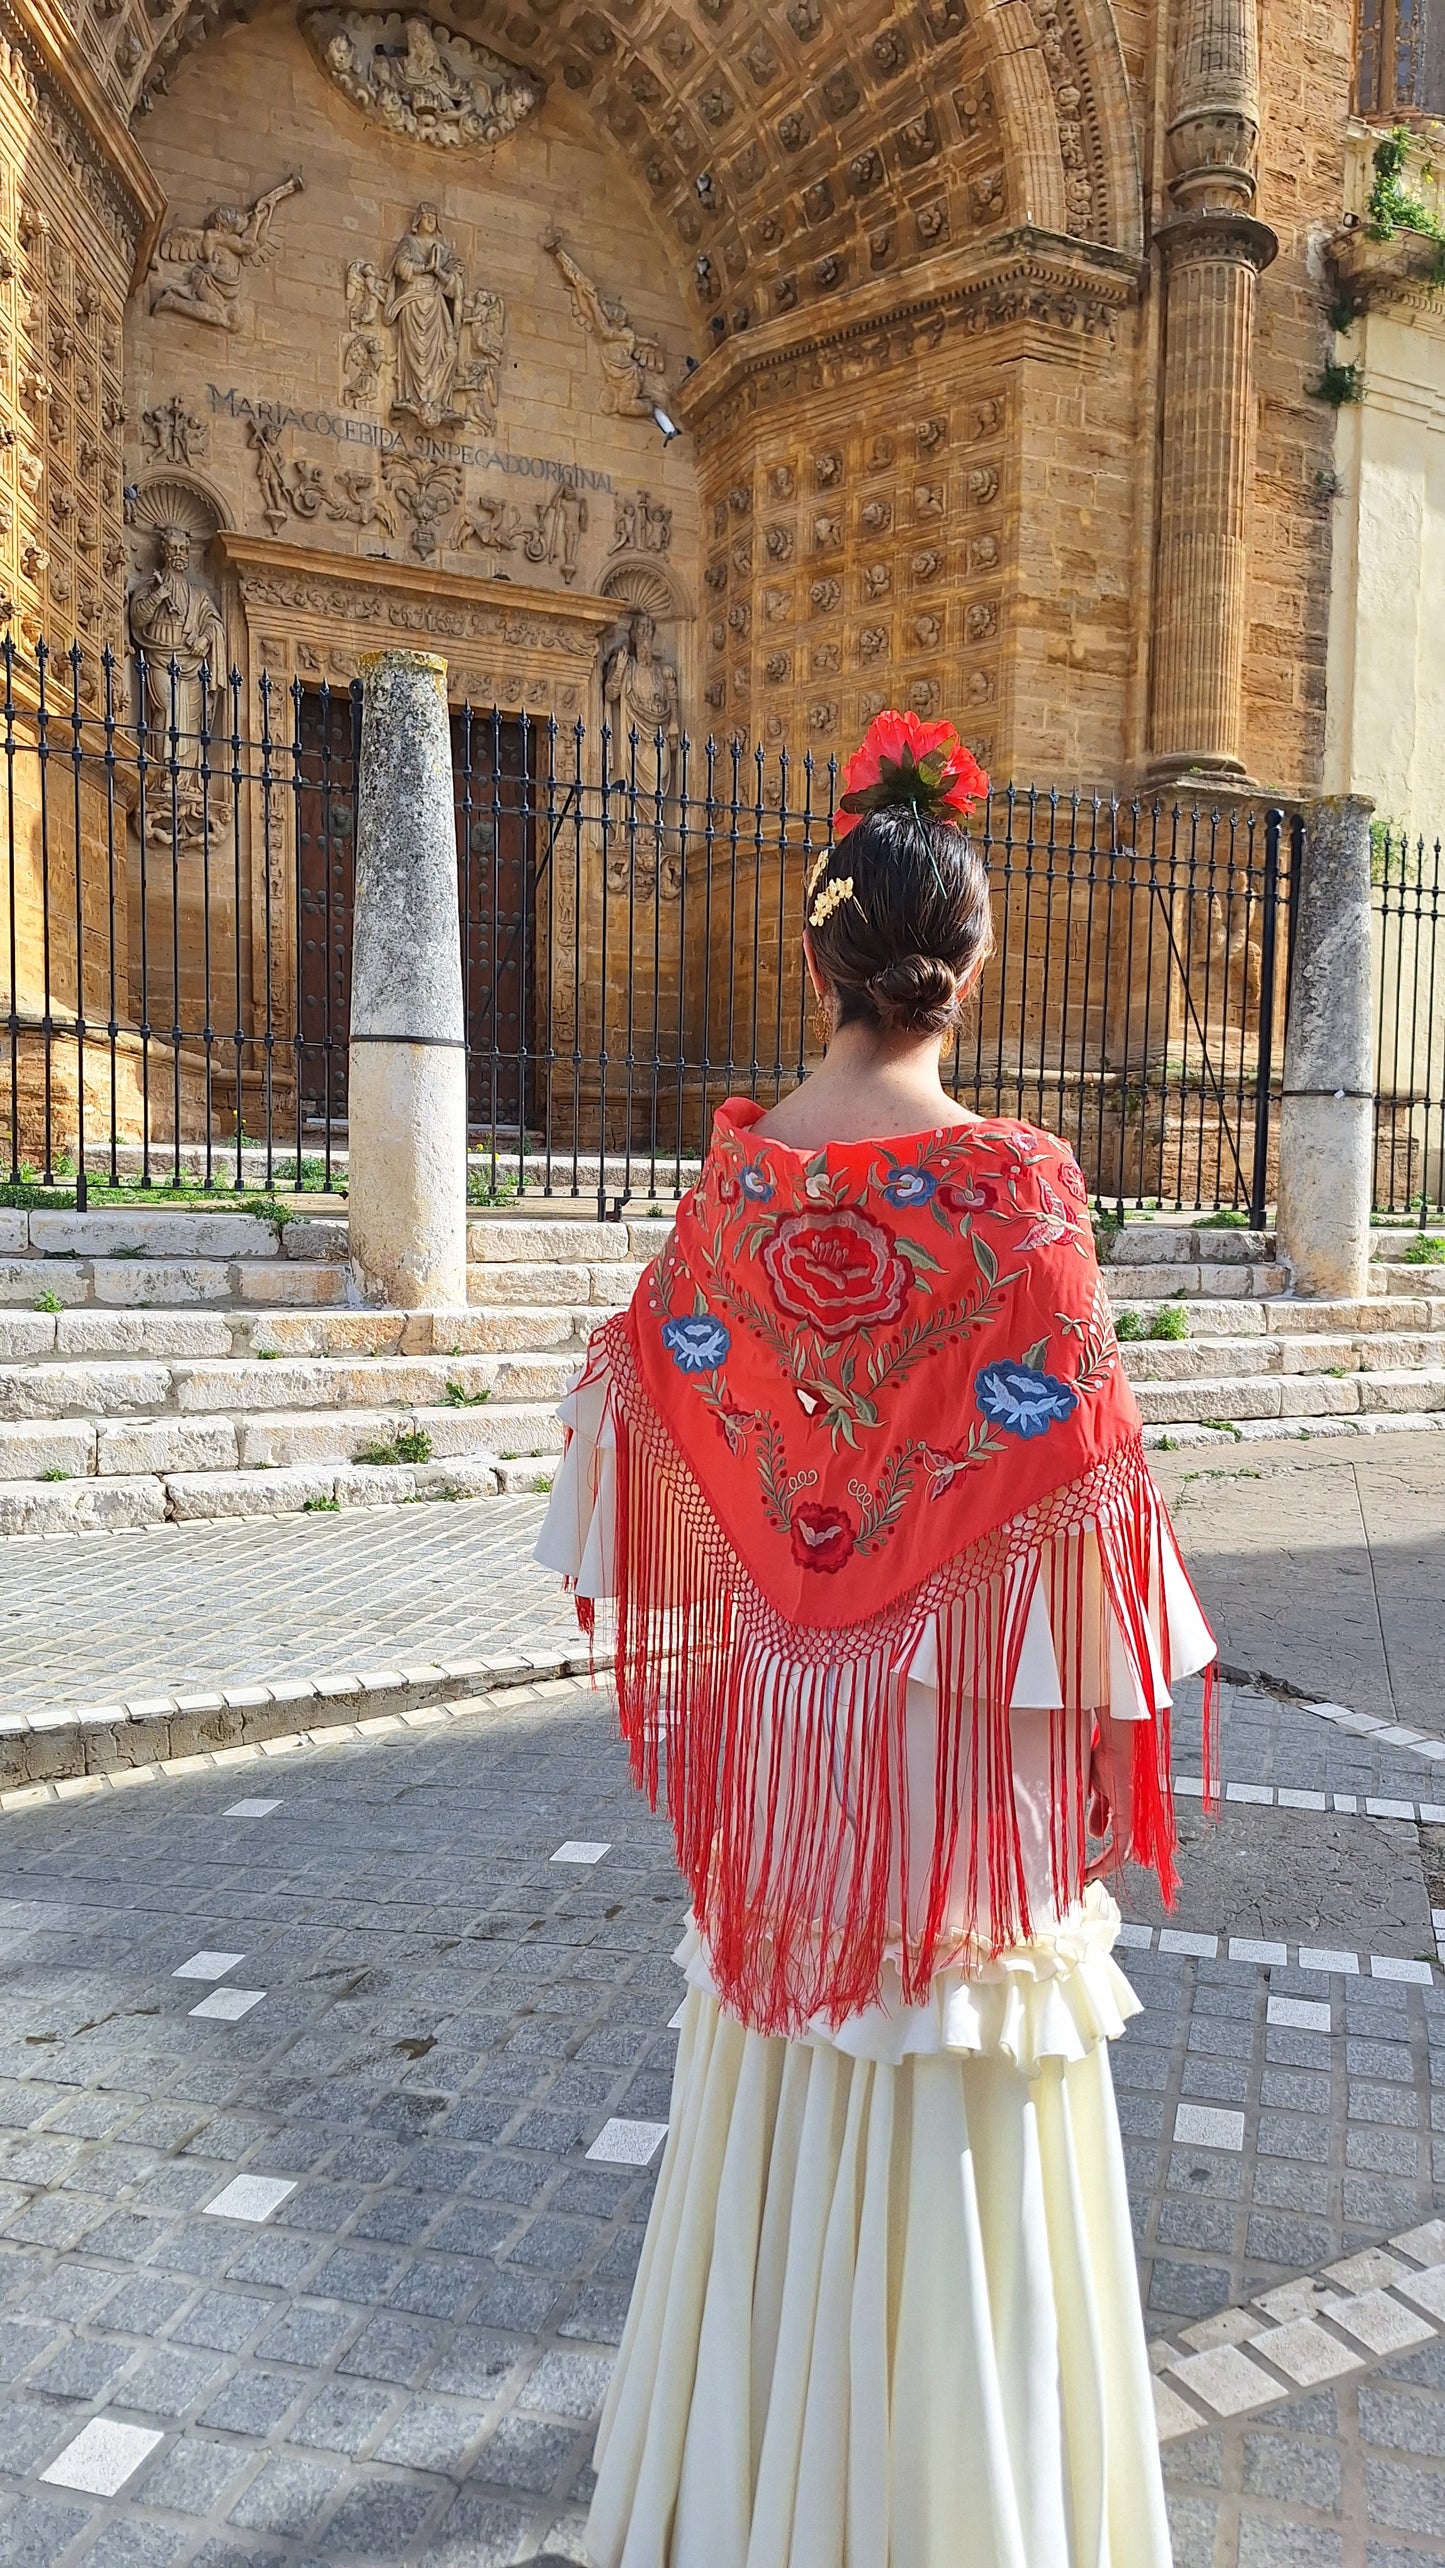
[575,1099,1214,2036]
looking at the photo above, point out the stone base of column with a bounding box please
[1276,1092,1374,1301]
[347,1044,469,1311]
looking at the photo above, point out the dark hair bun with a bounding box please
[867,954,959,1037]
[806,800,993,1041]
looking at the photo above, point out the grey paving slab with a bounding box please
[1156,1438,1445,1738]
[0,1497,566,1722]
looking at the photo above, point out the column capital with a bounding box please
[1153,209,1279,276]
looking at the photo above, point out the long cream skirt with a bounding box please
[587,1970,1170,2568]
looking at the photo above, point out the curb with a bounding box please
[0,1635,613,1795]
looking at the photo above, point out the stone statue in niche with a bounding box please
[149,176,303,332]
[345,208,504,429]
[543,232,667,420]
[604,611,682,892]
[127,517,227,853]
[303,9,541,149]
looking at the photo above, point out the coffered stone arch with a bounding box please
[105,0,1143,319]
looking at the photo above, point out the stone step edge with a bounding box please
[1141,1410,1445,1450]
[0,1641,612,1796]
[0,1455,559,1536]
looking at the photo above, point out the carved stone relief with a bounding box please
[126,480,227,852]
[610,489,672,554]
[602,609,681,894]
[149,177,303,333]
[141,395,208,464]
[543,232,667,420]
[302,10,541,150]
[344,208,503,430]
[246,417,397,539]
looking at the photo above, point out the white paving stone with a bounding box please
[1230,1937,1288,1965]
[1268,1995,1332,2032]
[1366,1798,1418,1821]
[1253,2320,1364,2388]
[1152,2377,1207,2442]
[1321,2288,1435,2355]
[1298,1947,1360,1976]
[1370,1953,1435,1983]
[1277,1788,1328,1811]
[1116,1923,1155,1949]
[223,1798,281,1817]
[1324,2248,1411,2294]
[1394,2263,1445,2323]
[587,2117,669,2167]
[42,2419,163,2495]
[202,2173,297,2222]
[1173,2103,1245,2152]
[1224,1782,1273,1805]
[1392,2220,1445,2267]
[1332,1794,1359,1813]
[172,1949,244,1980]
[1165,2344,1278,2417]
[1158,1930,1219,1958]
[189,1986,265,2020]
[551,1840,611,1865]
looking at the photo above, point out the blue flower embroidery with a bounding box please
[739,1164,776,1202]
[975,1359,1079,1440]
[662,1313,731,1374]
[882,1165,938,1208]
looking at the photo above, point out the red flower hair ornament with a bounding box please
[833,708,989,843]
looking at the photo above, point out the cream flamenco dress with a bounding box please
[537,1359,1214,2568]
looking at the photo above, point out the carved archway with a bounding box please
[97,0,1142,318]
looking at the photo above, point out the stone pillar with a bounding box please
[1147,0,1278,785]
[1276,797,1375,1300]
[347,650,467,1309]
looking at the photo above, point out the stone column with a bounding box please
[1276,797,1376,1300]
[348,650,467,1309]
[1147,0,1278,785]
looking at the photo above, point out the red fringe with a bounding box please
[594,1316,1193,2037]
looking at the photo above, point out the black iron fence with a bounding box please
[2,635,1307,1221]
[1372,826,1445,1223]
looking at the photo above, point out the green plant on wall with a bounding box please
[1364,126,1445,284]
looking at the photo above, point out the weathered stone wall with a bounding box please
[1242,0,1353,792]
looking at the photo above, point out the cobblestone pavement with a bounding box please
[0,1503,564,1721]
[1,1443,1444,2564]
[1,1434,1439,1740]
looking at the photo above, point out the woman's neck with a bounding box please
[752,1019,978,1148]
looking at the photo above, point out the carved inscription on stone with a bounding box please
[150,177,303,334]
[302,10,541,150]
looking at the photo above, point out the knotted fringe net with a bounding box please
[574,1317,1215,2038]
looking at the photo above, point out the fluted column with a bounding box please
[1147,0,1277,785]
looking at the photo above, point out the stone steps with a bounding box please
[0,1207,1441,1533]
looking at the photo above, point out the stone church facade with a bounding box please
[1,0,1442,1167]
[1,0,1378,792]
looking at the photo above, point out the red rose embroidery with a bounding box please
[1055,1156,1087,1202]
[789,1503,855,1573]
[762,1207,912,1338]
[941,1175,1007,1215]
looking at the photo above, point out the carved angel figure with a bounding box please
[149,176,303,332]
[543,231,665,420]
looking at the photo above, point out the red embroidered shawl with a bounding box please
[581,1098,1211,2033]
